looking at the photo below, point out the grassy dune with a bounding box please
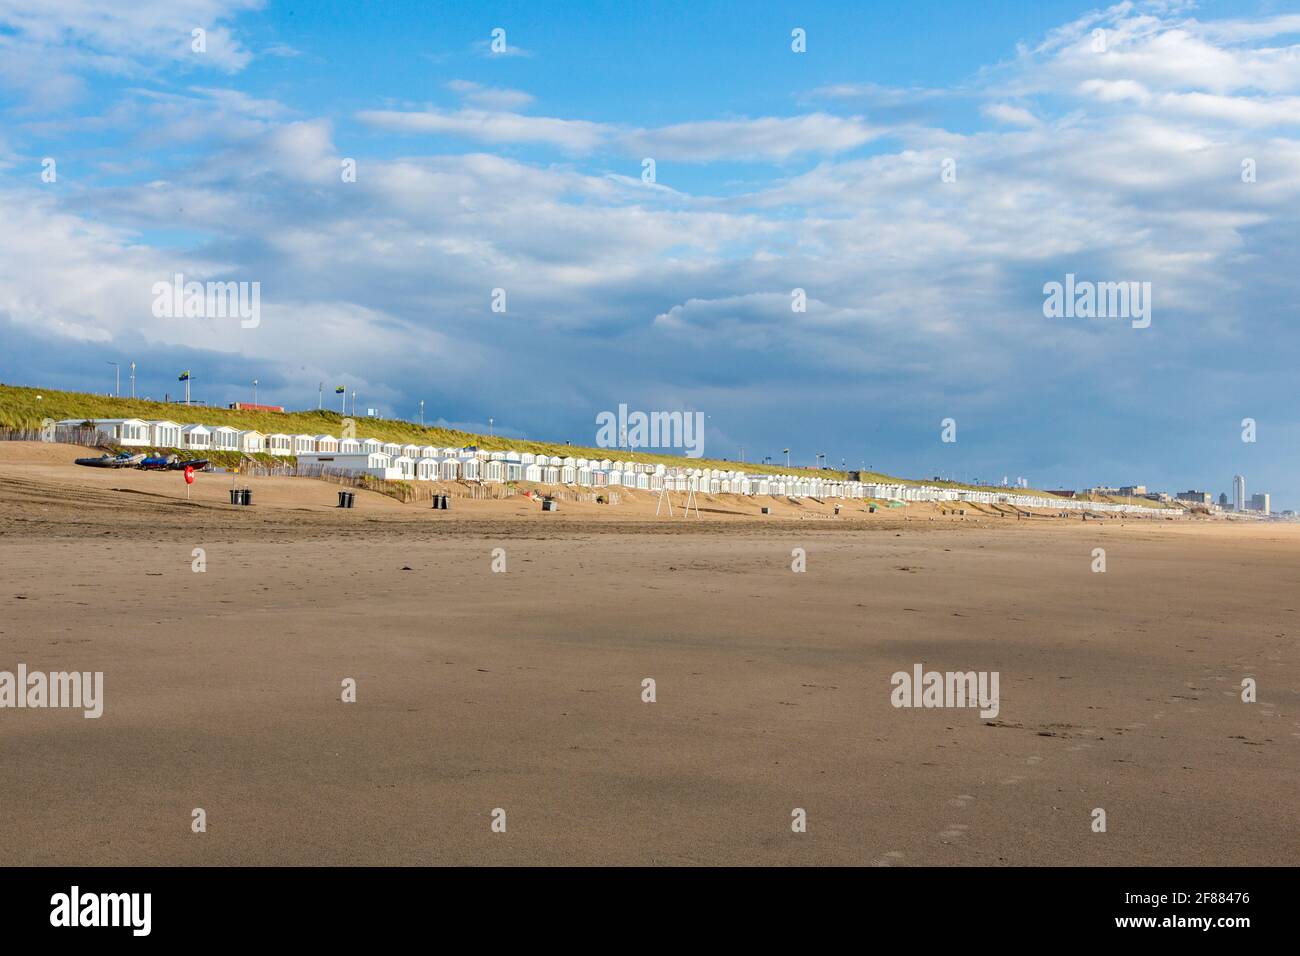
[0,383,859,479]
[0,383,1176,505]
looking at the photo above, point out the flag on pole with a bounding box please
[335,385,346,394]
[178,370,190,381]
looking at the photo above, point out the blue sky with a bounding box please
[1,0,1298,506]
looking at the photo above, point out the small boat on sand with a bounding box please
[139,454,178,470]
[168,458,209,471]
[76,452,145,468]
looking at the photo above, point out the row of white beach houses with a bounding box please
[61,417,1181,515]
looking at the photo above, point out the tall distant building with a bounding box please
[1219,492,1229,507]
[1250,492,1271,515]
[1233,475,1246,512]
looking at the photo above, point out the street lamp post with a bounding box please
[253,379,258,405]
[129,362,136,398]
[419,400,424,427]
[488,417,494,438]
[784,448,790,468]
[107,362,119,397]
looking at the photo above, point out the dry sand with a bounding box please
[0,443,1294,865]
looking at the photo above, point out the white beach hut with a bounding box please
[483,459,506,483]
[182,424,212,450]
[460,457,481,481]
[338,437,362,454]
[74,418,151,446]
[292,434,316,455]
[265,433,292,456]
[416,458,439,481]
[524,463,543,483]
[381,442,402,458]
[147,420,182,449]
[439,458,461,481]
[315,435,340,453]
[237,430,265,454]
[543,465,560,485]
[211,426,241,451]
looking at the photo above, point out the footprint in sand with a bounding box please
[1001,774,1026,785]
[1026,755,1043,765]
[939,824,969,841]
[948,794,974,808]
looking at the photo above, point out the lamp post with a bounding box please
[129,361,136,398]
[489,417,494,437]
[107,362,119,397]
[419,400,424,427]
[252,379,258,405]
[784,448,790,468]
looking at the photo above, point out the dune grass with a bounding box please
[0,383,847,479]
[0,382,1177,506]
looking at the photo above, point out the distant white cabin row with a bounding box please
[59,417,1179,516]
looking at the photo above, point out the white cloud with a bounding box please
[0,0,260,106]
[445,80,536,111]
[623,114,880,161]
[982,103,1040,126]
[356,108,608,152]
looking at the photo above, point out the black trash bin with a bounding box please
[440,494,449,510]
[241,488,252,506]
[229,489,241,505]
[338,490,354,508]
[346,492,355,508]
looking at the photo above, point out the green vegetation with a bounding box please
[0,382,852,478]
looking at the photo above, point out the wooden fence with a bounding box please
[0,426,112,447]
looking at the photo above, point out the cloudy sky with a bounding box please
[1,0,1297,505]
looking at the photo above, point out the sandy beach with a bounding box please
[0,443,1294,865]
